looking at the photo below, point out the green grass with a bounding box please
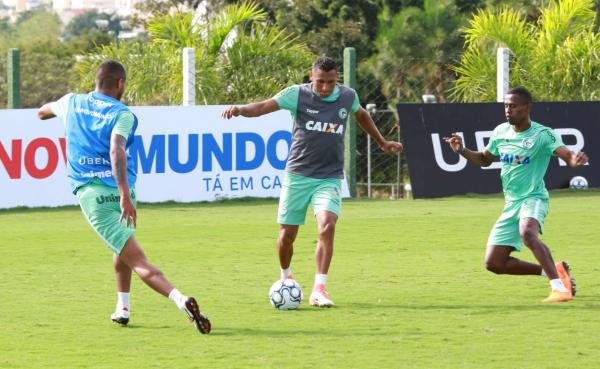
[1,190,600,369]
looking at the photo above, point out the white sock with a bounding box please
[550,278,568,292]
[280,267,292,279]
[116,292,130,311]
[168,288,187,309]
[315,274,327,286]
[540,269,547,277]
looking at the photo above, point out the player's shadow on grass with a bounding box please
[110,324,174,330]
[210,327,327,337]
[347,297,600,312]
[113,325,326,336]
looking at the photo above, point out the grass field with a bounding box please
[1,189,600,369]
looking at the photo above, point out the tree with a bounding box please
[214,0,381,65]
[0,11,76,109]
[449,0,600,101]
[19,42,78,108]
[362,0,465,104]
[75,1,315,105]
[63,10,128,40]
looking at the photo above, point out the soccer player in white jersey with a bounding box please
[222,56,403,307]
[443,87,588,302]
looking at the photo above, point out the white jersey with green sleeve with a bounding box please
[485,121,564,202]
[50,93,135,139]
[273,84,361,119]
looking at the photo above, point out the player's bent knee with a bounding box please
[485,260,505,274]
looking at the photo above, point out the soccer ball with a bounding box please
[269,279,303,310]
[569,176,588,190]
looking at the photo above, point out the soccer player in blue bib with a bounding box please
[38,61,211,332]
[222,56,403,307]
[443,87,588,302]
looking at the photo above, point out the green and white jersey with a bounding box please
[485,121,564,202]
[50,93,135,139]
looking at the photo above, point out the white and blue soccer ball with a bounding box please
[269,279,303,310]
[569,176,588,190]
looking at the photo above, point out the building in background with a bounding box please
[0,0,142,16]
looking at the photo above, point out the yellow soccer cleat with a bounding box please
[555,261,576,296]
[543,290,572,303]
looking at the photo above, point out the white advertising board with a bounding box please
[0,106,349,208]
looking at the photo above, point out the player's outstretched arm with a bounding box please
[110,133,137,229]
[554,146,589,167]
[221,99,279,119]
[37,103,56,120]
[354,107,403,154]
[442,133,496,167]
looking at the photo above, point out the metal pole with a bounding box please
[343,47,357,197]
[396,144,401,199]
[366,104,377,199]
[183,48,195,106]
[367,134,371,198]
[7,48,21,109]
[497,47,510,102]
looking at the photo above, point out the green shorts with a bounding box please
[277,172,342,225]
[76,180,137,255]
[487,197,549,251]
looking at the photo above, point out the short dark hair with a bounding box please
[312,56,337,72]
[508,86,533,103]
[96,60,126,89]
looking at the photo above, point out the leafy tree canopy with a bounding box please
[450,0,600,101]
[75,1,315,105]
[0,11,100,108]
[363,0,465,105]
[63,10,128,40]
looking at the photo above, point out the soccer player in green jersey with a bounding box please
[222,56,403,307]
[38,61,211,333]
[443,87,589,302]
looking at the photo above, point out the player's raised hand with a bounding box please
[221,106,241,119]
[381,141,403,155]
[442,134,464,153]
[573,151,589,166]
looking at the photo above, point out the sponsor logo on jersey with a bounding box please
[500,152,530,165]
[306,108,319,114]
[546,130,557,143]
[87,95,114,108]
[305,121,344,135]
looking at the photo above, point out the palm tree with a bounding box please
[449,0,599,102]
[74,1,314,105]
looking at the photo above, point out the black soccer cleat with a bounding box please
[183,297,211,334]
